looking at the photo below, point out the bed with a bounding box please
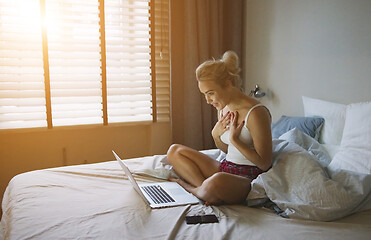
[1,96,371,240]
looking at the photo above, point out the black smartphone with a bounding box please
[185,214,219,224]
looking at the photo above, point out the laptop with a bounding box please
[113,151,200,209]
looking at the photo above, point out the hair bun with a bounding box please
[196,50,241,88]
[222,50,240,75]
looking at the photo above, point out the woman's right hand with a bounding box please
[212,111,231,139]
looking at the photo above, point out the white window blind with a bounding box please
[154,0,170,122]
[0,0,47,129]
[46,0,103,126]
[0,0,170,130]
[105,0,152,123]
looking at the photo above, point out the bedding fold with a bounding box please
[247,129,371,221]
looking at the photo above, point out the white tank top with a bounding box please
[220,103,265,165]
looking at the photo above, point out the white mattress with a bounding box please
[1,155,371,240]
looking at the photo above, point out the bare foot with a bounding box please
[169,178,223,205]
[168,177,196,193]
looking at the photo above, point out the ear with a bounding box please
[225,79,233,88]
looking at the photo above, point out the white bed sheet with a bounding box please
[1,154,371,240]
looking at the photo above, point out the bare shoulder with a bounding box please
[248,105,272,150]
[246,105,271,128]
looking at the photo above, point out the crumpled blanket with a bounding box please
[247,128,371,221]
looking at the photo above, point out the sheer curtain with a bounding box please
[170,0,243,150]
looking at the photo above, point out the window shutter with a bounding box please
[154,0,170,122]
[0,0,47,129]
[45,0,103,126]
[105,0,152,123]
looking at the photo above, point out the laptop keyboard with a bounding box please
[142,185,175,204]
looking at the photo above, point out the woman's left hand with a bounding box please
[229,111,245,142]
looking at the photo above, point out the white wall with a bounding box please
[243,0,371,121]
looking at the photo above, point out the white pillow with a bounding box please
[328,101,371,174]
[302,96,346,145]
[341,102,371,149]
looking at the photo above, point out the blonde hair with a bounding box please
[195,50,241,87]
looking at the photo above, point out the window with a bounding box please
[0,0,46,129]
[0,0,169,130]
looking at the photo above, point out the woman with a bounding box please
[167,50,272,205]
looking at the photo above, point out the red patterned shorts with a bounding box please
[219,159,264,179]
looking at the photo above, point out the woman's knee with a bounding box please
[197,173,228,204]
[202,172,226,193]
[203,172,251,204]
[167,144,184,164]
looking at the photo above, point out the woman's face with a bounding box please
[198,80,230,110]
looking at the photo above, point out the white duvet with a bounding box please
[247,128,371,221]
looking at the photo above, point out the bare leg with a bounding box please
[167,144,220,187]
[171,172,251,205]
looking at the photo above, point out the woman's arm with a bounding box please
[229,108,272,171]
[213,133,228,153]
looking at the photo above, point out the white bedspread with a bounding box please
[1,140,371,239]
